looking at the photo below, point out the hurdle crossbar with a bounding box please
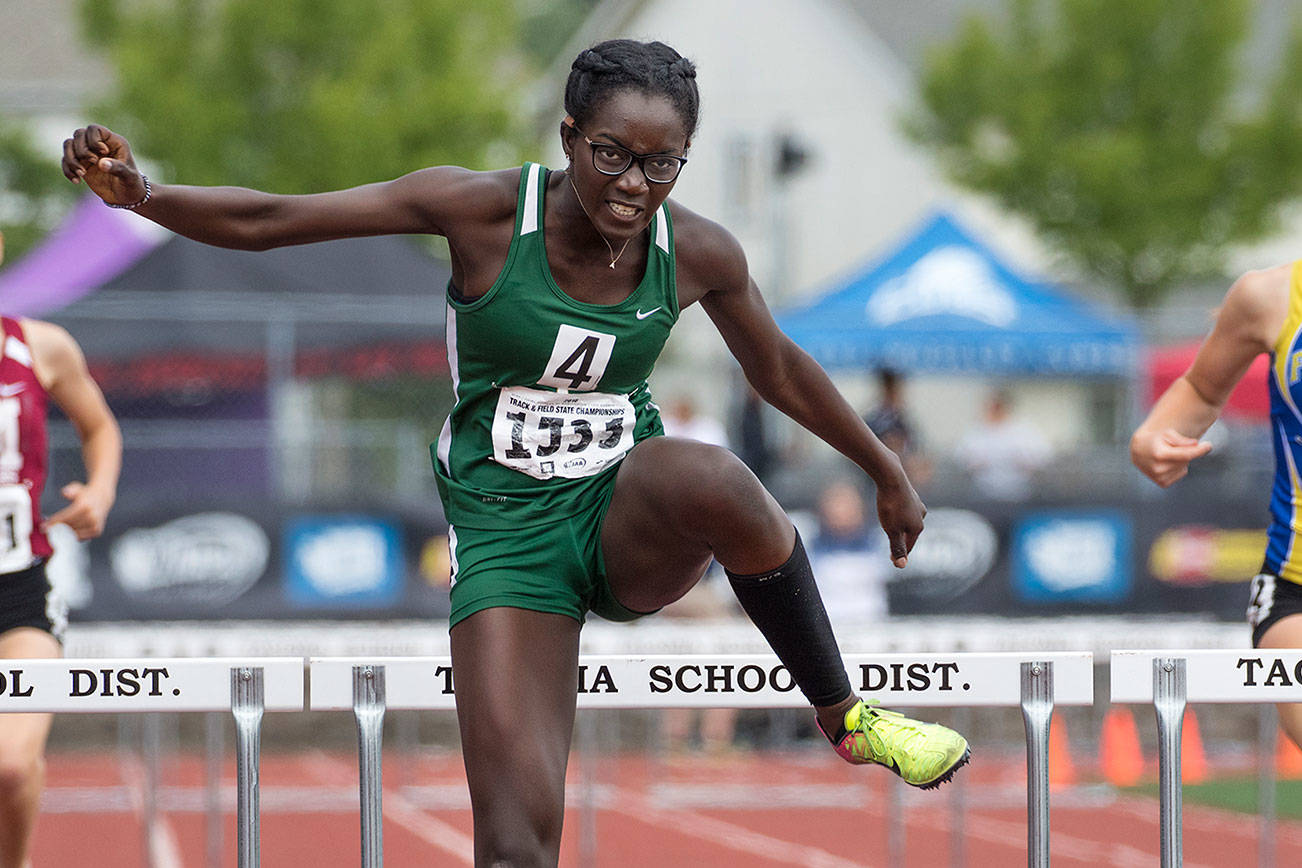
[0,657,303,868]
[311,651,1093,868]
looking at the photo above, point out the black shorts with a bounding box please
[1248,572,1302,646]
[0,560,65,643]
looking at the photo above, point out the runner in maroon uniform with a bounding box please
[0,232,121,868]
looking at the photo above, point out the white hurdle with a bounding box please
[0,657,303,868]
[1111,649,1302,868]
[310,651,1094,868]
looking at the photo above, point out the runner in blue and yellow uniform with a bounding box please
[1134,259,1302,750]
[63,39,969,866]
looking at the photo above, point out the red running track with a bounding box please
[30,747,1302,867]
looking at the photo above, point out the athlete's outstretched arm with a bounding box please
[1131,265,1288,487]
[681,216,923,567]
[23,320,121,539]
[61,124,501,249]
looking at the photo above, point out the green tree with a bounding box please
[70,1,556,489]
[0,124,78,265]
[79,0,528,192]
[907,0,1302,307]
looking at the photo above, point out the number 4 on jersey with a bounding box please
[552,339,599,390]
[537,324,616,392]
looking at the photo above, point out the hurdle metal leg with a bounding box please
[232,666,265,868]
[205,712,224,868]
[310,652,1095,867]
[141,713,161,868]
[950,706,971,868]
[1153,657,1186,868]
[1259,704,1277,868]
[354,665,387,868]
[578,710,600,868]
[887,773,905,865]
[1021,661,1053,868]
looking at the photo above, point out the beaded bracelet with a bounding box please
[105,174,152,210]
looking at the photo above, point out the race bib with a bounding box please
[0,483,35,573]
[491,387,635,480]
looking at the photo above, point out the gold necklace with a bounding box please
[567,171,634,269]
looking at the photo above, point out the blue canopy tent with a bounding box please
[778,213,1139,376]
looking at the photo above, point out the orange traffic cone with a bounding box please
[1181,711,1208,784]
[1101,706,1144,787]
[1048,715,1076,790]
[1277,731,1302,780]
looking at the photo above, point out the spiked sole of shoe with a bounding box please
[896,746,972,791]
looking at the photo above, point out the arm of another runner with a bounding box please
[1130,265,1289,487]
[61,124,495,248]
[684,217,923,568]
[24,321,122,540]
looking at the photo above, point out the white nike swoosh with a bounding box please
[0,383,25,398]
[636,307,662,320]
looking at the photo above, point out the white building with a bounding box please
[0,0,109,149]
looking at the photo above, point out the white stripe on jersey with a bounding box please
[3,336,31,368]
[447,525,459,587]
[437,303,460,472]
[655,205,669,252]
[520,164,542,235]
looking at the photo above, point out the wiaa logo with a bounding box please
[110,513,269,605]
[895,508,997,600]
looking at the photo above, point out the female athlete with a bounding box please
[1134,260,1302,750]
[0,231,121,868]
[63,39,968,867]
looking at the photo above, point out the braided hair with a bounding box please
[564,39,700,139]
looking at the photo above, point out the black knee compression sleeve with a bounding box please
[726,532,853,708]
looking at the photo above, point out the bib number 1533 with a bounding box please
[491,387,635,480]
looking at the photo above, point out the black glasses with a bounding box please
[570,123,687,184]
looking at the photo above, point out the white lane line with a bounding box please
[37,772,1296,867]
[149,821,186,868]
[1113,793,1302,844]
[117,754,185,868]
[306,750,475,865]
[382,790,476,866]
[647,782,867,808]
[933,812,1214,868]
[600,784,873,868]
[43,785,360,813]
[298,749,356,785]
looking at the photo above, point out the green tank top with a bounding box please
[432,163,680,529]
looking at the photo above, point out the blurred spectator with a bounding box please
[955,388,1051,501]
[660,394,738,754]
[863,368,932,486]
[809,480,890,626]
[662,394,729,448]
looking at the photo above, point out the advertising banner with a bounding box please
[51,486,1265,623]
[887,488,1262,620]
[54,500,452,623]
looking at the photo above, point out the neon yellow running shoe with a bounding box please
[817,699,971,789]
